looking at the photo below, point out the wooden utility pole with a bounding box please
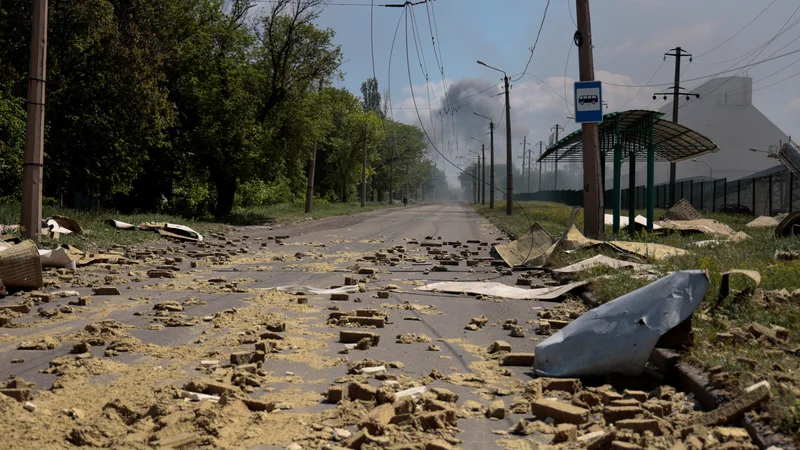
[21,0,48,243]
[305,142,317,213]
[575,0,604,239]
[489,122,495,209]
[361,122,367,207]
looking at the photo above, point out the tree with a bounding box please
[360,78,382,117]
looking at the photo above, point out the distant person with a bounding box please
[403,196,408,207]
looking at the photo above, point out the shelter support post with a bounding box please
[613,143,621,234]
[628,142,636,234]
[646,118,654,231]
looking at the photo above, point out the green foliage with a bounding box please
[0,0,430,217]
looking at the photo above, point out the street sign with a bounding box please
[574,81,603,123]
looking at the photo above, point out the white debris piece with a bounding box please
[23,402,36,412]
[360,366,386,375]
[395,386,427,399]
[180,391,220,402]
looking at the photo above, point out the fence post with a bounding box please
[752,178,757,216]
[768,174,773,215]
[700,181,704,211]
[712,180,717,212]
[737,179,741,213]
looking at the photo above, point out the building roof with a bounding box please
[537,110,720,163]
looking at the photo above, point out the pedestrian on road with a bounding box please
[403,196,408,207]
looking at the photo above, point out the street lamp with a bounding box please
[478,60,513,216]
[691,159,712,180]
[470,136,486,205]
[473,113,495,209]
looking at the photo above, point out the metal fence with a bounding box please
[516,169,800,216]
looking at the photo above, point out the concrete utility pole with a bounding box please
[537,141,544,192]
[305,142,317,213]
[477,60,512,215]
[471,136,486,205]
[21,0,48,243]
[659,47,696,207]
[575,0,604,239]
[473,113,495,209]
[551,125,564,190]
[361,122,367,207]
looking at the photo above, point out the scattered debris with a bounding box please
[416,280,588,300]
[535,270,710,377]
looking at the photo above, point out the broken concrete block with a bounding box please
[361,403,394,435]
[489,340,512,353]
[230,351,256,365]
[92,287,120,296]
[330,293,350,301]
[623,389,648,402]
[431,387,458,403]
[346,316,385,328]
[340,331,380,346]
[328,386,345,404]
[348,382,378,402]
[0,388,31,402]
[542,378,581,394]
[487,399,505,419]
[417,409,457,430]
[242,399,274,412]
[603,406,644,422]
[615,419,662,435]
[470,315,488,328]
[377,291,390,299]
[553,423,578,443]
[358,267,376,275]
[531,399,589,424]
[509,325,526,338]
[501,353,535,367]
[697,381,771,426]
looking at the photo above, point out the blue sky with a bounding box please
[298,0,800,184]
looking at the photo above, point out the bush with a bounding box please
[235,177,293,208]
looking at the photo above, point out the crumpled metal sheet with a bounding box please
[415,280,588,300]
[552,255,653,274]
[655,219,744,240]
[491,223,556,268]
[534,270,709,377]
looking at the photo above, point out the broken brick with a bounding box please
[92,287,120,296]
[348,382,378,402]
[603,406,644,422]
[623,389,648,402]
[327,386,345,404]
[615,419,662,435]
[531,399,589,424]
[431,387,458,403]
[361,403,395,435]
[487,399,505,419]
[488,340,512,353]
[501,353,535,367]
[697,381,771,426]
[330,293,350,301]
[416,409,457,430]
[542,378,581,394]
[340,331,380,346]
[553,423,578,443]
[345,316,385,328]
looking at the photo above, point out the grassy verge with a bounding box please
[0,201,397,250]
[476,201,800,436]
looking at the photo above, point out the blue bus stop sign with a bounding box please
[574,81,603,123]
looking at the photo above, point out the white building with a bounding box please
[615,76,790,186]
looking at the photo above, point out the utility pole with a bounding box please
[551,125,564,190]
[474,164,478,203]
[305,142,317,213]
[521,136,527,194]
[503,75,513,215]
[657,47,697,207]
[21,0,48,243]
[361,122,367,207]
[537,141,544,192]
[480,146,485,205]
[474,113,495,209]
[575,0,604,239]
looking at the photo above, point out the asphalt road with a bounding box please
[0,202,562,449]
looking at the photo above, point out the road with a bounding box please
[0,203,562,449]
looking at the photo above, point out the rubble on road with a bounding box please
[416,280,588,300]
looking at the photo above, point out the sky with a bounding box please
[301,0,800,188]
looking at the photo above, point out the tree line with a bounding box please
[0,0,446,218]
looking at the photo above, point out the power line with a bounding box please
[512,0,551,82]
[602,46,800,88]
[694,0,779,59]
[693,15,800,66]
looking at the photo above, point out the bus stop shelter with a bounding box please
[537,110,719,233]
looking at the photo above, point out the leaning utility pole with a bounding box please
[660,47,695,207]
[21,0,48,243]
[551,125,564,190]
[575,0,604,239]
[305,142,317,213]
[361,122,367,207]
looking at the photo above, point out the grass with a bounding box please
[475,201,800,437]
[0,201,398,250]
